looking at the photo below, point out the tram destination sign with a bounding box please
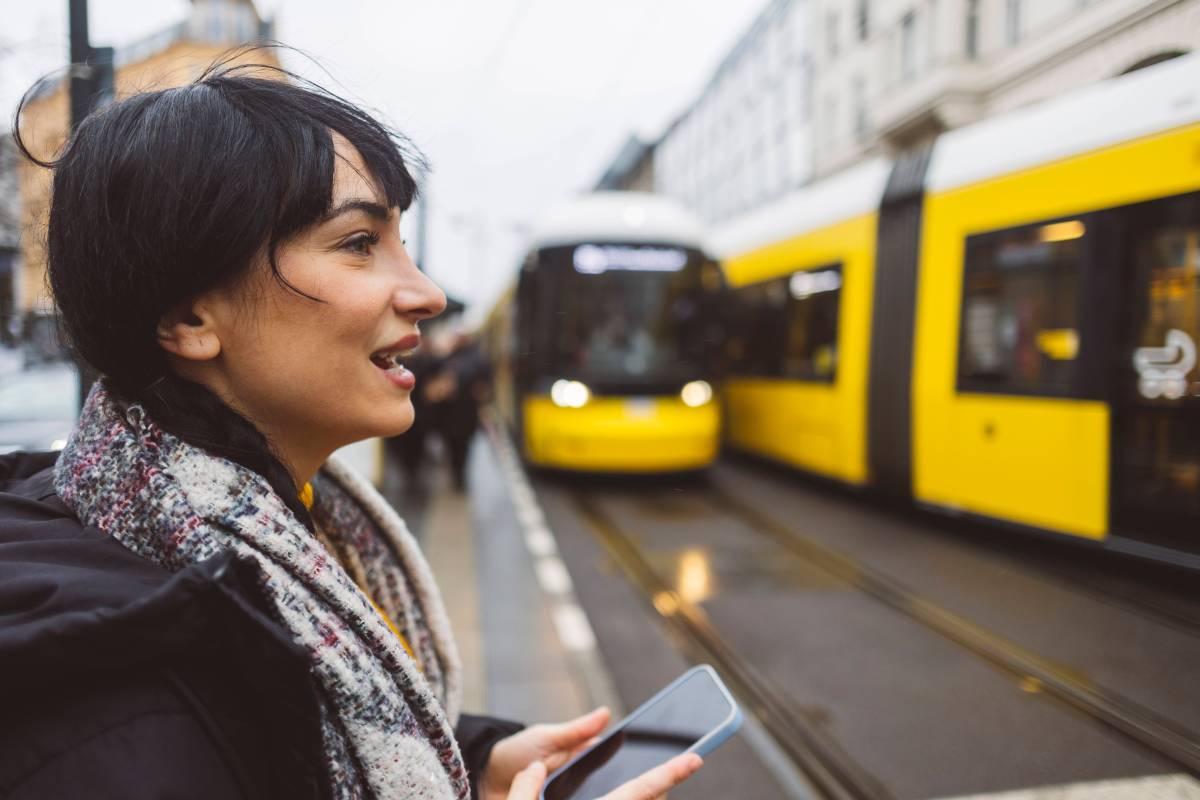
[572,244,689,275]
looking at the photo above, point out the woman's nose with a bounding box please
[394,266,447,321]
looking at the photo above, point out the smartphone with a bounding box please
[540,665,743,800]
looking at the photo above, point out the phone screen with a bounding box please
[542,668,735,800]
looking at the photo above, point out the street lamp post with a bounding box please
[67,0,113,407]
[68,0,91,131]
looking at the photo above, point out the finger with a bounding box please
[547,729,607,774]
[507,761,548,800]
[542,707,611,751]
[603,754,703,800]
[543,726,613,772]
[541,747,578,773]
[567,733,604,759]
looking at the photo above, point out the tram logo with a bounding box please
[1133,329,1196,400]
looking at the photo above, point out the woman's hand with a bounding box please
[482,708,612,800]
[505,754,703,800]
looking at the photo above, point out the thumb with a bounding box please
[545,707,611,750]
[508,761,548,800]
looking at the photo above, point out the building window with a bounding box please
[958,218,1087,396]
[856,0,870,41]
[853,76,867,140]
[965,0,980,59]
[728,266,843,381]
[928,0,939,67]
[825,95,837,151]
[802,59,813,121]
[1006,0,1021,46]
[901,12,917,80]
[827,12,839,59]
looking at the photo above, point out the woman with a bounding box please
[0,58,700,799]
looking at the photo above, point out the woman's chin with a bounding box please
[376,405,416,438]
[335,400,414,444]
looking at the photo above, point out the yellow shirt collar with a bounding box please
[298,482,314,510]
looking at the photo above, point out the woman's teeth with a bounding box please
[371,351,412,370]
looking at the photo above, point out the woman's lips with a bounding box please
[373,355,416,391]
[383,366,416,391]
[369,333,421,392]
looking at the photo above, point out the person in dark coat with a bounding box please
[426,333,491,491]
[0,54,701,800]
[389,348,438,485]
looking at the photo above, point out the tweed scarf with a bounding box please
[55,382,469,800]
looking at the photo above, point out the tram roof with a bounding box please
[928,51,1200,193]
[708,157,892,260]
[530,191,707,250]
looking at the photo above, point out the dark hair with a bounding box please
[14,51,425,527]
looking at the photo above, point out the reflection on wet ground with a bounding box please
[641,545,845,597]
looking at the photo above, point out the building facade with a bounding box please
[814,0,1200,176]
[604,0,1198,224]
[653,0,813,224]
[14,0,275,350]
[595,135,656,193]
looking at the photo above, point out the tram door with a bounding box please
[1109,192,1200,555]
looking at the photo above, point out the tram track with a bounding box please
[1004,556,1200,638]
[569,484,1200,800]
[571,491,897,800]
[700,483,1200,778]
[726,457,1200,638]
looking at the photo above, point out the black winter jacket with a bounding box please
[0,451,520,800]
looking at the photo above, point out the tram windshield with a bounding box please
[529,244,720,392]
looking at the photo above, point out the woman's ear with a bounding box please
[156,301,222,362]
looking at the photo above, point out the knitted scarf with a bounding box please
[54,382,468,800]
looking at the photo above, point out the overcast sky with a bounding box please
[1,0,767,322]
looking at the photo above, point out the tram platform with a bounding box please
[382,429,620,724]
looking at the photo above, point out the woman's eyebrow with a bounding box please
[322,199,391,223]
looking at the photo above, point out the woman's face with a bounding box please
[194,136,445,474]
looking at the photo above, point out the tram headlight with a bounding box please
[680,380,713,408]
[550,379,591,408]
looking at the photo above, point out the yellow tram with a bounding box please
[711,54,1200,565]
[483,192,724,472]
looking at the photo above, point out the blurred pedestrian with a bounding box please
[0,52,700,800]
[427,331,490,491]
[388,347,436,486]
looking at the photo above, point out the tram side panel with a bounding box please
[722,212,877,486]
[912,121,1200,544]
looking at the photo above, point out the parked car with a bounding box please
[0,363,79,454]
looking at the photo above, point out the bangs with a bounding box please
[197,63,423,246]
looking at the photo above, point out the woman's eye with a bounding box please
[343,232,381,255]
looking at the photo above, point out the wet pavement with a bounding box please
[713,460,1200,742]
[385,427,1200,800]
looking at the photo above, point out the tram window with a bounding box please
[728,265,841,382]
[958,219,1085,396]
[1133,225,1200,383]
[1110,194,1200,545]
[540,246,714,384]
